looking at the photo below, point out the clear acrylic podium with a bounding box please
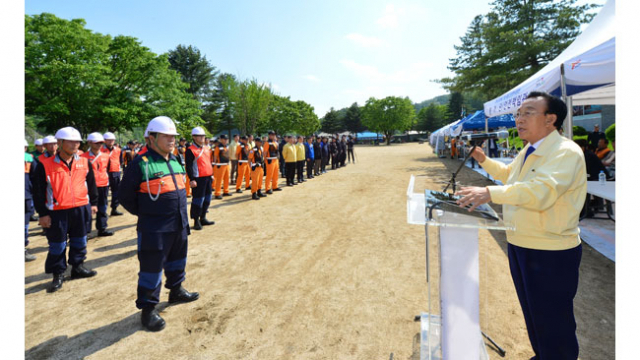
[407,175,515,360]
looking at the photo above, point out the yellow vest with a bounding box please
[295,143,306,160]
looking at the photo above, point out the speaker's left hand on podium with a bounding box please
[455,186,491,212]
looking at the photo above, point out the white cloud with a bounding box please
[303,75,321,82]
[377,4,403,29]
[339,59,384,81]
[339,59,433,84]
[344,33,384,48]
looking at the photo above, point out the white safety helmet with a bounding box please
[145,116,180,136]
[191,126,206,136]
[103,132,116,140]
[43,135,57,144]
[55,127,83,141]
[24,139,28,147]
[87,132,105,143]
[35,138,43,146]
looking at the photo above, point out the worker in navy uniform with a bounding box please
[347,136,355,163]
[33,127,99,293]
[339,135,347,167]
[119,116,199,332]
[313,137,322,176]
[25,140,38,261]
[329,137,339,170]
[184,126,215,230]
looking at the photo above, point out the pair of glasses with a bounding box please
[515,110,547,120]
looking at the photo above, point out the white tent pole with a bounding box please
[560,63,574,139]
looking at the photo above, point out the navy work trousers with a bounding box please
[508,243,582,360]
[190,176,212,220]
[44,205,91,274]
[25,199,34,247]
[108,172,121,210]
[95,186,109,231]
[136,228,188,309]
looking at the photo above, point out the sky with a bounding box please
[24,0,605,117]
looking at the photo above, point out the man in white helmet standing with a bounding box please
[102,132,123,216]
[31,138,45,159]
[38,135,58,162]
[33,127,99,293]
[118,116,199,332]
[185,126,215,230]
[82,133,114,237]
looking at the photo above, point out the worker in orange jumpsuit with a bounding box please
[450,137,458,159]
[263,131,282,194]
[249,137,266,200]
[235,136,251,193]
[212,135,232,199]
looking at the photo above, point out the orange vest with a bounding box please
[102,146,122,172]
[188,144,213,177]
[40,154,90,211]
[82,150,110,187]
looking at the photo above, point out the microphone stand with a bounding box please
[443,144,477,194]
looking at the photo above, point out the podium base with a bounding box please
[418,313,489,360]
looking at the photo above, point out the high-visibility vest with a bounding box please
[40,154,90,211]
[25,153,33,173]
[188,144,213,178]
[102,146,121,172]
[137,155,186,198]
[82,150,109,187]
[213,144,230,165]
[236,143,249,162]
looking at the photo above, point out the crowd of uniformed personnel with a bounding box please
[24,115,356,332]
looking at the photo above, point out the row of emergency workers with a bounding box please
[24,116,354,332]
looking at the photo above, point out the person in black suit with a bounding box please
[587,124,606,148]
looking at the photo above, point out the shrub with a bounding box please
[573,125,587,136]
[605,123,615,143]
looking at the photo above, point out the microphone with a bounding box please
[460,130,508,141]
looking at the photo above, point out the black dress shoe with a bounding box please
[25,249,36,262]
[110,209,124,216]
[266,190,273,195]
[273,188,282,191]
[168,286,200,304]
[215,195,223,200]
[30,215,38,222]
[223,193,232,197]
[71,264,97,279]
[47,273,64,293]
[141,307,165,332]
[236,189,243,193]
[193,218,202,230]
[257,190,266,198]
[252,193,260,200]
[98,229,114,237]
[200,218,215,226]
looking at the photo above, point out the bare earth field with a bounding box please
[25,143,614,360]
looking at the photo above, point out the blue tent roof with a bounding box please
[356,131,383,139]
[457,110,516,130]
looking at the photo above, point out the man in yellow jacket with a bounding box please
[456,92,586,359]
[282,136,297,186]
[295,136,306,184]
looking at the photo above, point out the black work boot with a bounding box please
[222,193,232,197]
[71,263,97,279]
[98,229,114,237]
[141,307,165,332]
[236,189,242,193]
[110,209,124,216]
[214,195,222,200]
[168,286,200,304]
[47,273,64,293]
[193,218,202,230]
[273,187,282,191]
[252,193,259,200]
[258,190,266,198]
[266,189,273,195]
[200,217,215,226]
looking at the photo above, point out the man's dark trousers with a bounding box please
[296,160,304,182]
[508,243,582,360]
[136,228,188,309]
[190,177,212,220]
[96,186,109,231]
[108,172,121,211]
[285,162,296,184]
[44,205,92,274]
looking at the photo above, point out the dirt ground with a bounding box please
[25,143,615,360]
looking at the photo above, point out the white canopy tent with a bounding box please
[484,0,615,138]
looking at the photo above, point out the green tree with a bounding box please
[228,78,273,135]
[25,13,203,136]
[439,0,599,99]
[361,96,416,145]
[292,100,320,136]
[263,94,297,136]
[321,108,342,134]
[167,44,219,103]
[445,92,464,121]
[416,103,447,132]
[343,102,366,135]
